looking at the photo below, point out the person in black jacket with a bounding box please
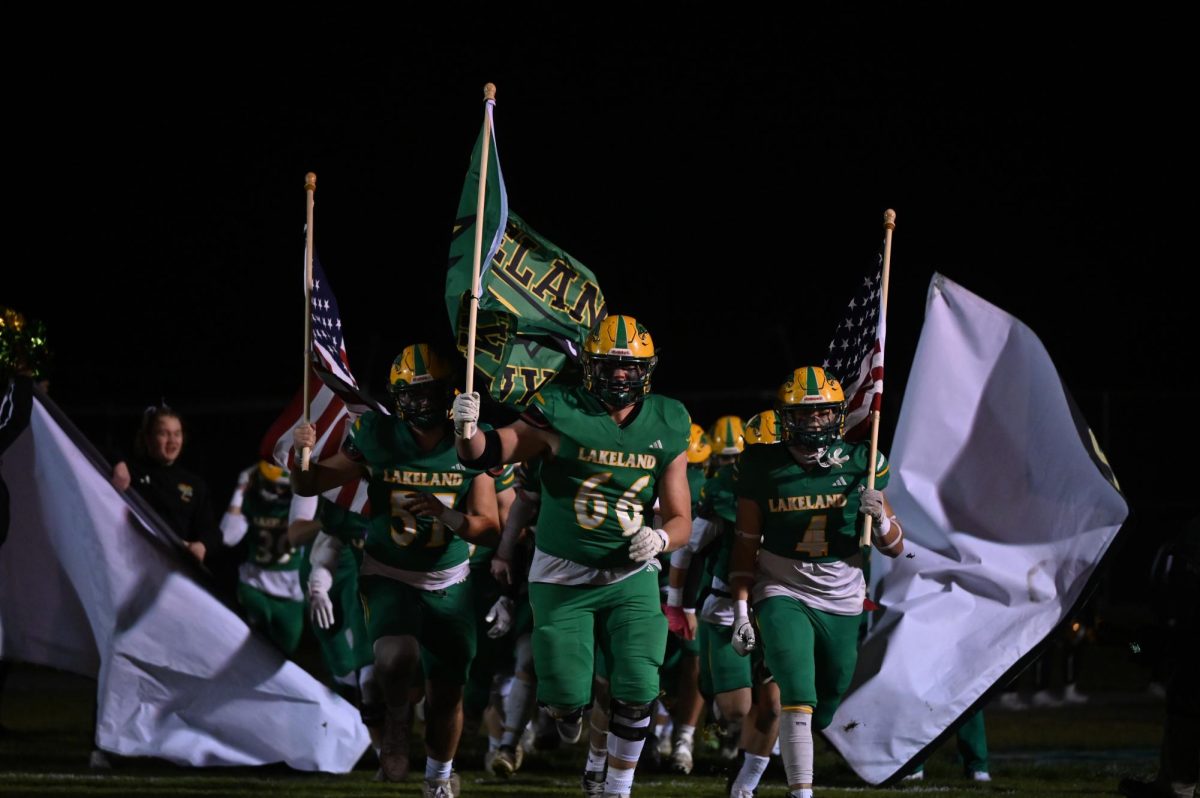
[110,403,218,562]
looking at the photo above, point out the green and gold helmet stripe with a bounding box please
[412,342,428,378]
[614,317,630,350]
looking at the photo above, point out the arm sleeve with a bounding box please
[309,530,345,573]
[289,493,320,525]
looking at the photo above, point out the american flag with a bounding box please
[259,245,385,513]
[823,246,885,443]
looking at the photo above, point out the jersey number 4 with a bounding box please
[794,514,829,558]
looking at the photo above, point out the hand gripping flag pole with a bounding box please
[463,82,496,439]
[860,208,895,546]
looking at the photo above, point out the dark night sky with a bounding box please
[7,14,1189,593]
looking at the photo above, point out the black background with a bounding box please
[7,14,1189,603]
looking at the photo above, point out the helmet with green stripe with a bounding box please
[708,415,746,463]
[744,409,779,445]
[389,343,454,429]
[254,459,291,501]
[776,366,845,448]
[581,315,658,409]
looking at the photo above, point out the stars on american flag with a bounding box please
[309,251,354,378]
[823,252,883,382]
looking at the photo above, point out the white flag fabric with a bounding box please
[0,393,370,771]
[824,273,1127,784]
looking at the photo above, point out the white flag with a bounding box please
[0,393,370,772]
[824,273,1127,784]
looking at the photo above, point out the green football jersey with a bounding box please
[686,464,707,506]
[315,497,368,571]
[733,441,889,563]
[699,464,737,584]
[529,383,691,569]
[700,464,737,525]
[241,489,301,572]
[347,412,490,572]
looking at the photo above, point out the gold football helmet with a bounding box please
[743,409,779,445]
[580,315,658,408]
[709,415,746,459]
[687,423,713,464]
[255,459,291,500]
[389,343,454,429]
[776,366,845,448]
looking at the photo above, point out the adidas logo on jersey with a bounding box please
[649,439,663,449]
[451,463,466,471]
[832,475,848,487]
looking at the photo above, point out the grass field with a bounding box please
[0,630,1168,798]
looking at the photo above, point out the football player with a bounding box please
[453,315,692,798]
[728,367,903,798]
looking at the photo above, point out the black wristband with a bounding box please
[461,429,503,470]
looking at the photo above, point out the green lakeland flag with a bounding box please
[446,101,607,408]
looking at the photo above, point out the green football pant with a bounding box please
[466,565,515,714]
[310,568,373,678]
[529,568,666,708]
[237,582,304,655]
[755,595,862,730]
[698,619,752,698]
[359,574,477,685]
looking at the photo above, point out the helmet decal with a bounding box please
[687,423,713,464]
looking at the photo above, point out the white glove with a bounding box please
[485,596,515,639]
[307,566,336,630]
[858,487,885,524]
[731,613,757,656]
[623,525,669,562]
[452,392,480,438]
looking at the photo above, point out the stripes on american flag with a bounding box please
[259,245,384,513]
[823,246,885,443]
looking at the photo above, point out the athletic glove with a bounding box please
[664,605,695,640]
[858,487,885,524]
[307,566,336,630]
[451,392,480,438]
[623,525,668,562]
[485,596,515,639]
[731,600,757,656]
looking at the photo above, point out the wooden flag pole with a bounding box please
[463,82,496,439]
[861,208,895,546]
[301,172,316,471]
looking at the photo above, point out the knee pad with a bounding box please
[540,703,584,724]
[609,698,653,742]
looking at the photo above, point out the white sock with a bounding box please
[779,709,814,788]
[488,736,501,751]
[676,724,696,745]
[586,744,609,772]
[500,677,536,748]
[605,763,635,795]
[425,757,452,781]
[732,752,771,793]
[788,790,813,798]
